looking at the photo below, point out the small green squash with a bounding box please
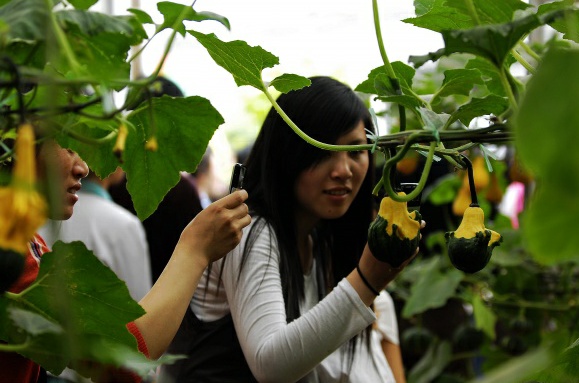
[368,193,422,267]
[445,206,502,273]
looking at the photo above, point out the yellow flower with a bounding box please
[145,136,158,152]
[0,124,48,254]
[113,123,128,162]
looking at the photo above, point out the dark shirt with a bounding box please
[158,308,256,383]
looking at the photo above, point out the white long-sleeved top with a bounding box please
[191,219,396,383]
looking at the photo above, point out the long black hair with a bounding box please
[241,76,376,322]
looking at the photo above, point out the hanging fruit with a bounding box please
[446,156,502,273]
[368,192,422,267]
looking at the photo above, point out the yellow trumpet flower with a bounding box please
[0,124,48,254]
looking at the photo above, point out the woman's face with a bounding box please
[294,120,369,226]
[36,141,89,220]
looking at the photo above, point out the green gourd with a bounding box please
[368,193,422,267]
[445,206,502,273]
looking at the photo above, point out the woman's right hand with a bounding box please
[177,189,251,265]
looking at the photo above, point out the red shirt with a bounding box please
[0,234,149,383]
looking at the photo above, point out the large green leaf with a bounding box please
[0,241,145,374]
[402,257,463,318]
[410,9,568,69]
[188,30,279,90]
[54,11,145,82]
[515,48,579,265]
[125,96,223,220]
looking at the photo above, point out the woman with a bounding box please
[0,127,251,382]
[161,76,419,382]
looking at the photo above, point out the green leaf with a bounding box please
[449,95,509,126]
[0,0,49,43]
[430,68,485,106]
[413,0,439,17]
[54,116,121,180]
[157,2,230,35]
[24,242,144,341]
[57,10,136,37]
[407,339,452,383]
[8,307,63,336]
[0,241,145,374]
[269,74,311,93]
[405,0,531,32]
[188,30,279,90]
[127,8,154,25]
[355,62,416,96]
[125,96,223,220]
[411,9,568,69]
[514,48,579,265]
[404,0,471,32]
[409,48,446,68]
[465,56,506,96]
[444,0,531,26]
[65,28,132,82]
[402,257,463,317]
[472,293,497,339]
[67,0,98,11]
[442,15,539,67]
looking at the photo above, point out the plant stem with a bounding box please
[260,80,373,152]
[372,0,407,131]
[386,141,435,201]
[372,0,395,78]
[375,133,437,201]
[512,49,536,75]
[518,41,541,62]
[460,155,479,206]
[499,67,519,113]
[45,0,81,74]
[151,1,198,78]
